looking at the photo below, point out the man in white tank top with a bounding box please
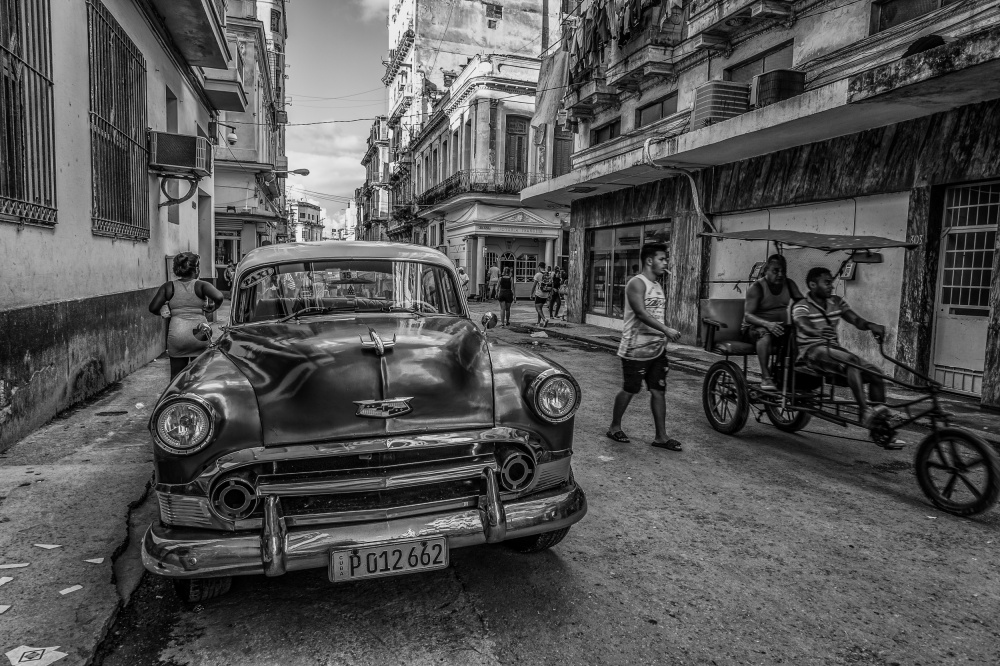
[606,243,683,451]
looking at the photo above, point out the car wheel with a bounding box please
[506,527,571,553]
[172,576,233,603]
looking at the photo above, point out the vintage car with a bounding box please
[142,241,587,601]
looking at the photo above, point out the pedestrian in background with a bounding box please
[223,261,236,294]
[458,267,470,299]
[497,267,514,327]
[147,252,224,380]
[548,268,564,320]
[487,262,500,301]
[606,243,683,451]
[531,261,550,328]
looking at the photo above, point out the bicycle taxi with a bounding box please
[698,229,999,517]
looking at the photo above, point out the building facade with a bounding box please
[358,116,392,242]
[289,199,324,242]
[0,0,232,449]
[211,0,289,279]
[378,0,567,296]
[523,0,1000,408]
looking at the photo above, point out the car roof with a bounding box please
[237,241,454,274]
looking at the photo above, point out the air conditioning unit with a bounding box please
[148,132,212,177]
[750,69,805,108]
[691,80,750,129]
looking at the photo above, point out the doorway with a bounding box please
[931,182,999,395]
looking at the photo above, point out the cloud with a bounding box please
[353,0,390,22]
[285,124,367,157]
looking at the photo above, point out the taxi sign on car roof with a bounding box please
[700,229,918,252]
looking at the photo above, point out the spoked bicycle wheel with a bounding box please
[764,403,812,433]
[702,360,750,435]
[915,428,1000,516]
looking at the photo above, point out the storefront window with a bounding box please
[515,253,538,283]
[585,221,671,319]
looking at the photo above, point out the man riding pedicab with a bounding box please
[793,266,900,437]
[742,254,804,391]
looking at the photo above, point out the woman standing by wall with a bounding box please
[147,252,224,380]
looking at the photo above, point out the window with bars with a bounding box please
[1,0,57,226]
[939,182,1000,314]
[87,0,149,240]
[485,3,503,19]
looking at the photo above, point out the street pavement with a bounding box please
[3,301,999,665]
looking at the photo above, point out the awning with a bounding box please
[700,229,918,251]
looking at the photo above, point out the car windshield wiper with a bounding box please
[275,305,354,323]
[382,305,426,317]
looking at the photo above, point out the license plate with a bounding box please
[329,537,449,582]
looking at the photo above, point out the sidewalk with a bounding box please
[0,306,231,665]
[465,298,1000,444]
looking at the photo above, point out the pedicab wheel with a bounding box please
[915,428,1000,517]
[764,403,812,433]
[172,576,233,603]
[702,360,750,435]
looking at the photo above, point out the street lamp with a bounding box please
[274,168,310,177]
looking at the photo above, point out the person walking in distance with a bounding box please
[457,267,470,299]
[147,252,224,380]
[497,267,515,327]
[548,268,565,320]
[532,262,551,327]
[606,243,683,451]
[487,262,501,301]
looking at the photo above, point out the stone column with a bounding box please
[469,236,482,297]
[544,238,554,269]
[474,100,490,171]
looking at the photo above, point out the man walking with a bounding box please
[606,243,683,451]
[487,262,500,301]
[532,261,551,327]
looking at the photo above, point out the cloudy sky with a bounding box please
[284,0,391,232]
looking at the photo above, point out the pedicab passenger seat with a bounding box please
[700,299,756,357]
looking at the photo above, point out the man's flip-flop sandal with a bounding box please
[606,430,630,443]
[651,439,683,451]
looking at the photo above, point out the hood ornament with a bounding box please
[354,397,413,419]
[360,327,396,356]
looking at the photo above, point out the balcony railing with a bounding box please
[415,170,548,207]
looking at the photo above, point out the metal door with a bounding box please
[931,182,1000,395]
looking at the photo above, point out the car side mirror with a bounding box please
[481,312,498,331]
[193,322,214,343]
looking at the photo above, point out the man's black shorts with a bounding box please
[620,352,669,394]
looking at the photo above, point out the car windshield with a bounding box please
[233,259,465,324]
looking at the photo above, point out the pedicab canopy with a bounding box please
[700,229,918,252]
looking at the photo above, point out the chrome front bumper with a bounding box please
[142,469,586,579]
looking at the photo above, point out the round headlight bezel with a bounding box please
[527,369,581,423]
[152,396,217,455]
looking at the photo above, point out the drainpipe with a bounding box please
[641,137,717,234]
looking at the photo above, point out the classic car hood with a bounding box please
[221,315,494,445]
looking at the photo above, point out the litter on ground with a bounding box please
[0,605,10,615]
[58,585,82,595]
[5,645,68,666]
[0,563,28,569]
[33,544,61,550]
[84,558,105,564]
[0,577,12,587]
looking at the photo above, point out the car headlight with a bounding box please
[152,397,216,455]
[527,370,581,423]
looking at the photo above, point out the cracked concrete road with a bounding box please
[94,334,1000,666]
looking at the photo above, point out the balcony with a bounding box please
[149,0,230,68]
[564,77,616,119]
[203,39,247,111]
[415,170,548,208]
[389,81,415,124]
[607,44,678,93]
[688,0,793,43]
[382,28,415,85]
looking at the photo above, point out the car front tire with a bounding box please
[172,576,233,603]
[506,527,571,553]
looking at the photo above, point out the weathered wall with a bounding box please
[0,0,214,449]
[0,288,163,450]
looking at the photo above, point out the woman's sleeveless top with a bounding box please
[166,279,209,358]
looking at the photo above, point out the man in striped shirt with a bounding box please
[793,267,891,433]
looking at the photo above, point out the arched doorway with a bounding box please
[499,251,516,279]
